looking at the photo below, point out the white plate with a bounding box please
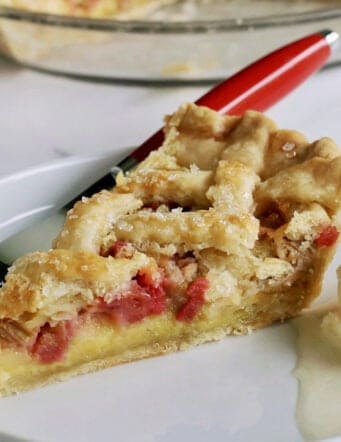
[0,154,339,442]
[0,151,128,243]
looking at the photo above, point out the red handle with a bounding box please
[119,31,333,167]
[196,32,331,114]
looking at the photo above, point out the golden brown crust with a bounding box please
[0,249,154,323]
[116,169,213,209]
[255,156,341,211]
[54,191,143,253]
[114,210,259,254]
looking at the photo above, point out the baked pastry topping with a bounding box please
[0,103,340,395]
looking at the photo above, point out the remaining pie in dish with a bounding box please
[0,0,170,18]
[0,103,340,396]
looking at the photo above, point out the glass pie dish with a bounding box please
[0,0,340,82]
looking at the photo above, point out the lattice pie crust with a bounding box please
[0,103,340,395]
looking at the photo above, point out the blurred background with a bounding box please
[0,0,341,176]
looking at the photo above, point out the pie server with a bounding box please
[0,29,338,275]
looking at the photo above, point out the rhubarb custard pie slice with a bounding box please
[1,103,341,396]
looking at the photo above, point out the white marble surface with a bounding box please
[0,57,340,177]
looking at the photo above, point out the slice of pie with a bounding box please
[0,103,340,396]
